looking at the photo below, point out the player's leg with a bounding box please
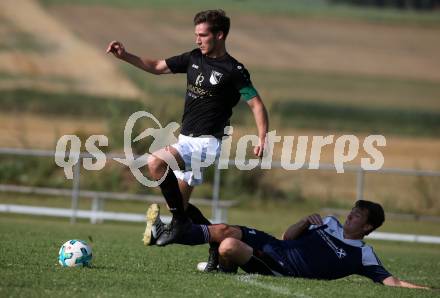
[178,179,193,209]
[219,238,285,276]
[208,224,242,242]
[179,179,220,271]
[156,135,221,246]
[147,146,191,244]
[178,179,211,225]
[142,203,218,246]
[173,223,240,246]
[147,146,185,212]
[197,225,279,273]
[218,238,252,271]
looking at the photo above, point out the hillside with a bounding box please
[0,0,141,98]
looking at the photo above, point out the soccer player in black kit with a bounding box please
[107,10,269,270]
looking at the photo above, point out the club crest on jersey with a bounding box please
[336,248,347,259]
[209,70,223,85]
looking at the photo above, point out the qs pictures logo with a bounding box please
[55,111,180,187]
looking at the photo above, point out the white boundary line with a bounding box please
[236,275,311,298]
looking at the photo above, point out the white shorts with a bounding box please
[171,134,221,186]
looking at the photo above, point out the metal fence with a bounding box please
[0,147,238,223]
[1,147,440,244]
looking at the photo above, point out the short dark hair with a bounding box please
[193,9,230,38]
[355,200,385,235]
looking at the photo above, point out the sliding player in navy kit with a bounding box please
[146,200,429,289]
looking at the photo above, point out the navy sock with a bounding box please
[176,224,210,245]
[185,204,219,250]
[219,263,238,274]
[240,255,276,276]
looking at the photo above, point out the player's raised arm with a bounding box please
[382,276,430,289]
[282,214,324,240]
[106,40,171,75]
[247,95,268,158]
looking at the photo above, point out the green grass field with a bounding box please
[1,2,438,295]
[1,215,439,297]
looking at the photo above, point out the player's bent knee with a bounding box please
[218,237,240,257]
[147,155,166,177]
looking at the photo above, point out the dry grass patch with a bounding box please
[0,0,141,98]
[50,5,440,81]
[0,112,107,149]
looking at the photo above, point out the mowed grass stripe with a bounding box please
[0,89,145,118]
[1,88,439,137]
[251,69,440,112]
[271,100,440,136]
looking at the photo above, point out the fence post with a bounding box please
[212,161,221,223]
[71,159,81,224]
[356,168,365,201]
[91,194,99,224]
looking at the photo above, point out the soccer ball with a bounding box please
[58,240,93,267]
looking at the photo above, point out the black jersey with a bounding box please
[165,49,255,137]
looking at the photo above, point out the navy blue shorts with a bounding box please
[238,226,289,276]
[238,226,281,251]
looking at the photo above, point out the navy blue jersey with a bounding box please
[244,217,391,282]
[165,49,255,137]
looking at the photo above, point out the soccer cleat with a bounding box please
[156,215,191,246]
[142,204,166,246]
[196,261,238,274]
[204,247,219,272]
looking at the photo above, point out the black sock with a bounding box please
[159,170,185,216]
[186,203,211,225]
[240,255,276,276]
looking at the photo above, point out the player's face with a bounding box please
[194,22,221,55]
[343,207,371,236]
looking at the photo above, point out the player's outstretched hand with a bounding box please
[254,137,266,158]
[305,214,324,226]
[106,40,126,59]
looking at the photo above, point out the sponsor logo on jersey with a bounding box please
[248,229,256,235]
[187,83,212,98]
[195,73,204,86]
[209,70,223,85]
[192,64,199,69]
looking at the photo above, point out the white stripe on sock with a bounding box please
[201,225,210,243]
